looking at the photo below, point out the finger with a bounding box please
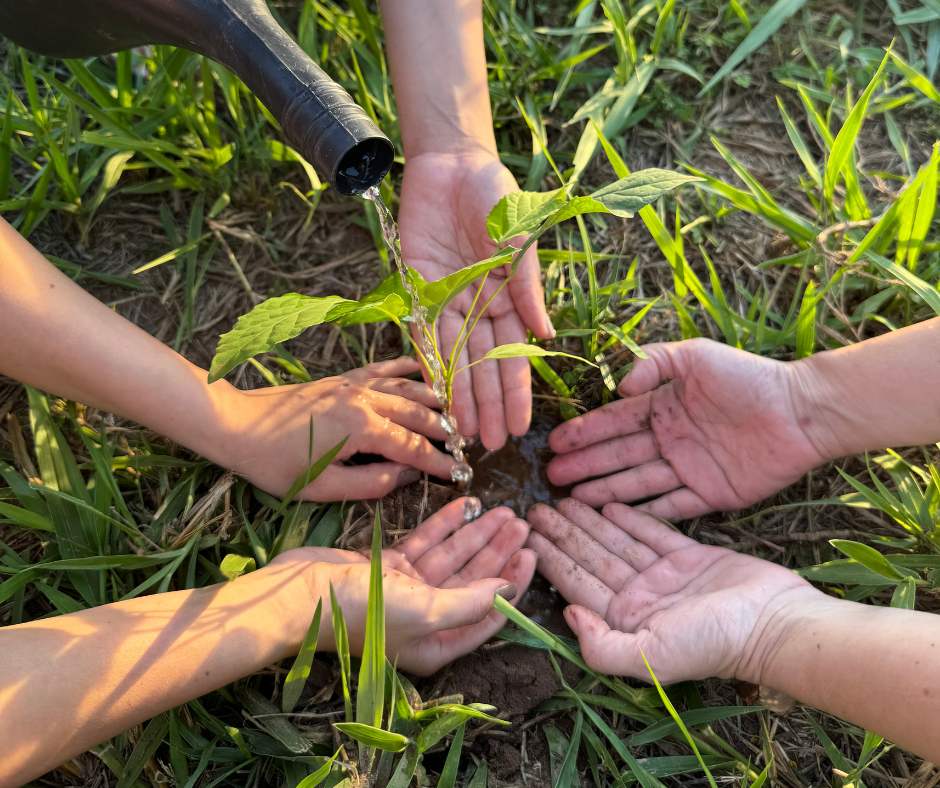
[440,515,529,586]
[370,392,449,441]
[570,459,682,508]
[634,488,716,524]
[395,497,482,566]
[414,507,516,586]
[440,311,479,438]
[301,463,419,502]
[601,501,697,554]
[547,430,660,487]
[493,310,531,437]
[527,503,636,591]
[412,549,536,675]
[431,576,517,631]
[557,498,661,572]
[367,377,441,410]
[347,356,421,381]
[563,606,647,678]
[468,317,509,450]
[507,241,555,340]
[524,530,614,617]
[362,422,455,480]
[548,393,652,454]
[618,341,698,398]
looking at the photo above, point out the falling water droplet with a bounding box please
[462,496,483,522]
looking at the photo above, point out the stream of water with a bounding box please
[363,187,481,521]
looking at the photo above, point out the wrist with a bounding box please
[405,130,498,160]
[787,352,865,461]
[736,586,845,691]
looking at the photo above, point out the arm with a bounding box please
[528,500,940,762]
[0,217,458,499]
[547,321,940,519]
[0,499,536,787]
[376,0,554,450]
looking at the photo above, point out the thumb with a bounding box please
[618,342,678,398]
[432,578,517,631]
[564,605,645,678]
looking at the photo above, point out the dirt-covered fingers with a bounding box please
[601,501,698,553]
[300,462,420,501]
[524,532,615,616]
[361,417,455,480]
[493,310,532,438]
[527,503,636,591]
[366,376,441,409]
[411,506,516,586]
[439,514,530,587]
[632,488,715,526]
[547,430,660,486]
[556,498,661,572]
[570,459,681,508]
[467,318,508,450]
[370,391,449,441]
[548,393,653,455]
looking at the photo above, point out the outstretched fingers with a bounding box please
[549,393,652,455]
[570,459,682,508]
[440,514,530,587]
[524,528,615,617]
[633,487,715,524]
[301,462,419,501]
[600,502,697,554]
[547,430,660,487]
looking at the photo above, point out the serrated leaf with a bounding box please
[546,196,611,227]
[590,170,702,218]
[334,293,407,326]
[334,723,408,752]
[220,554,255,582]
[210,294,351,382]
[486,189,563,242]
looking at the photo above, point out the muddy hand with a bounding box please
[546,339,828,520]
[398,150,554,450]
[525,499,814,684]
[275,497,536,675]
[217,357,458,501]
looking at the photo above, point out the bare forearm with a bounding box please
[0,564,315,786]
[793,318,940,458]
[0,218,233,454]
[377,0,495,156]
[760,594,940,760]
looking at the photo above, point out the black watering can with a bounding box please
[0,0,394,194]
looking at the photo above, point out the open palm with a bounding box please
[398,150,553,449]
[526,499,815,684]
[547,338,829,520]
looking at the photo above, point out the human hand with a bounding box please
[398,149,555,450]
[547,338,830,520]
[271,497,537,675]
[526,498,819,684]
[210,357,456,501]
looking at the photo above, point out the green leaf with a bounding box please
[866,251,940,316]
[796,559,898,585]
[356,508,386,733]
[825,51,890,206]
[630,707,763,746]
[330,583,353,721]
[699,0,808,95]
[829,540,908,581]
[296,749,342,788]
[283,598,323,713]
[486,189,563,242]
[600,323,648,358]
[437,723,465,788]
[209,295,350,382]
[220,554,256,582]
[334,293,408,327]
[795,281,816,359]
[235,685,311,754]
[590,170,702,218]
[334,723,408,752]
[889,51,940,103]
[419,249,514,322]
[474,344,597,366]
[890,576,917,609]
[546,196,611,227]
[116,713,170,788]
[275,437,349,516]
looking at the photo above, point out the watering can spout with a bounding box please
[0,0,394,194]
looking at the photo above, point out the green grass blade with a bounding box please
[436,723,466,788]
[283,598,323,713]
[795,281,816,359]
[330,582,353,722]
[356,507,386,733]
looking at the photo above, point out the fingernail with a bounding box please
[544,314,556,338]
[496,583,518,600]
[398,469,421,486]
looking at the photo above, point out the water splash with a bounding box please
[364,186,473,489]
[462,497,483,523]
